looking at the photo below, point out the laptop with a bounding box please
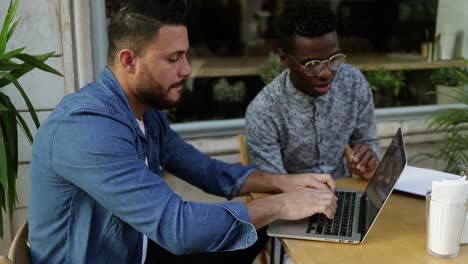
[267,128,407,244]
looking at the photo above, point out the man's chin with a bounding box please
[154,96,182,109]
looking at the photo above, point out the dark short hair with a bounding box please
[277,0,337,53]
[107,0,191,64]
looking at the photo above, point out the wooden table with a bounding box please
[251,177,468,264]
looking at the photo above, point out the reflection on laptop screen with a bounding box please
[362,129,406,236]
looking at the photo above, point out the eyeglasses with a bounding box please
[286,53,346,77]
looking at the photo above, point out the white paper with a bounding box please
[394,166,461,197]
[432,177,468,203]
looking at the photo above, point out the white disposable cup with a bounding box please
[439,26,457,60]
[461,214,468,244]
[426,192,467,258]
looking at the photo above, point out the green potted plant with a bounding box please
[364,69,405,108]
[424,63,467,174]
[0,0,62,238]
[430,66,468,104]
[259,52,283,85]
[212,78,246,118]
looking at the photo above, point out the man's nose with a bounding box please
[180,56,192,77]
[317,63,334,79]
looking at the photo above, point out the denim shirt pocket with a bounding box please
[146,129,168,174]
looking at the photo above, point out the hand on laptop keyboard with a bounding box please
[307,191,356,236]
[274,173,336,193]
[245,173,337,229]
[275,188,338,220]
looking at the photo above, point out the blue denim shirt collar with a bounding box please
[99,66,147,140]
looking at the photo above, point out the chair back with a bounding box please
[237,134,249,166]
[8,222,31,264]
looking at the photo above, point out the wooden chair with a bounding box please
[237,134,269,264]
[237,134,250,166]
[0,222,31,264]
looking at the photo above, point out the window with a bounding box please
[100,0,467,138]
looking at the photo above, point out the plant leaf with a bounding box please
[0,115,16,216]
[0,46,25,60]
[0,53,52,88]
[15,110,33,144]
[0,93,18,227]
[1,117,17,218]
[0,121,9,198]
[0,61,22,71]
[14,53,63,77]
[0,137,8,238]
[0,187,4,238]
[0,0,20,55]
[0,93,18,180]
[0,72,40,128]
[0,101,8,112]
[6,17,21,42]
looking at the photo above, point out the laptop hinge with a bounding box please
[357,194,366,234]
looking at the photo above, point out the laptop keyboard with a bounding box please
[307,191,356,237]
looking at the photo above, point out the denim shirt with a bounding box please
[29,67,257,263]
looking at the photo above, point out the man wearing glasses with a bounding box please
[246,0,381,181]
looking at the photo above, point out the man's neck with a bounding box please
[109,65,148,120]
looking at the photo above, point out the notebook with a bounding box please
[267,128,407,244]
[394,165,461,197]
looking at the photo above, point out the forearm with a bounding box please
[238,170,286,196]
[238,170,337,196]
[352,78,381,160]
[245,195,284,229]
[166,133,254,199]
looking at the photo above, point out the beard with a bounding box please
[135,66,185,109]
[136,83,183,109]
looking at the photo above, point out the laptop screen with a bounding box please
[361,128,407,238]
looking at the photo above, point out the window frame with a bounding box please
[93,0,467,139]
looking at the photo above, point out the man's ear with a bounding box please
[119,49,137,74]
[278,48,289,68]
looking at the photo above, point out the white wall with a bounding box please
[436,0,468,59]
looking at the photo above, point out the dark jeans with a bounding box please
[145,227,267,264]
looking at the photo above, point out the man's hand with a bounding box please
[348,144,379,180]
[275,188,338,220]
[246,188,338,229]
[275,173,336,193]
[238,171,335,195]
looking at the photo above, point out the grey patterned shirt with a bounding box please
[245,64,381,179]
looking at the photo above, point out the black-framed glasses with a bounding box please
[286,53,346,77]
